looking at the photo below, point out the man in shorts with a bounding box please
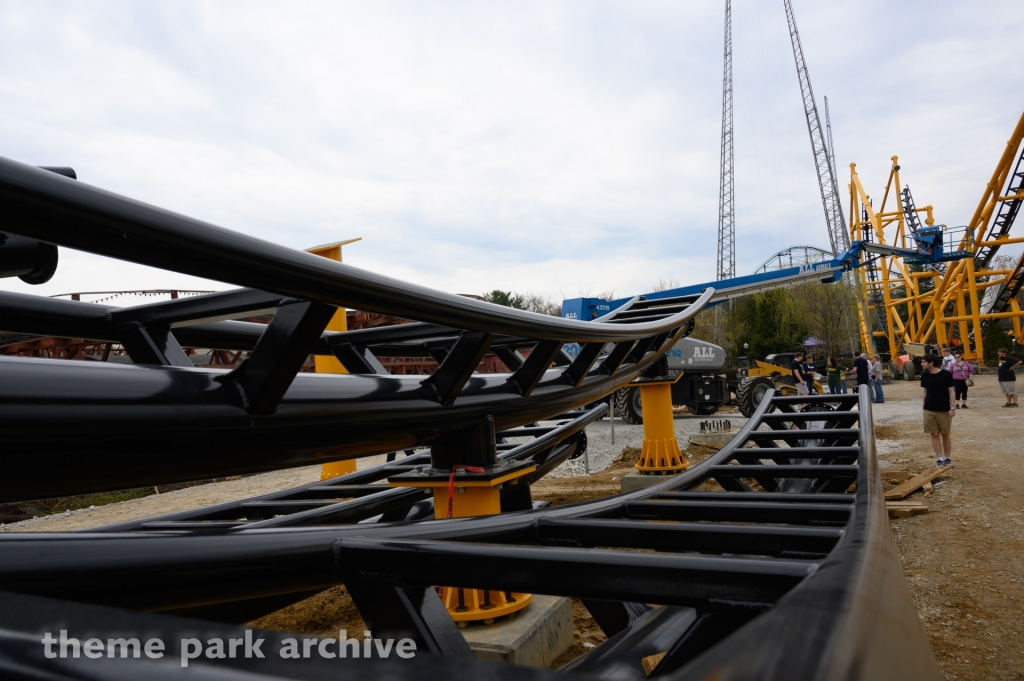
[997,347,1020,407]
[792,351,809,396]
[920,353,955,467]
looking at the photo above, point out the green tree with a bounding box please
[789,280,859,358]
[982,323,1015,367]
[483,290,527,309]
[725,289,807,360]
[482,290,561,316]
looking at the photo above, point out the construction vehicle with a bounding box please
[733,352,825,417]
[610,337,730,424]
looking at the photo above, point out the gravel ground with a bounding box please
[546,406,748,477]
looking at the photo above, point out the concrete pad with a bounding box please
[462,594,572,667]
[620,471,682,492]
[688,432,736,450]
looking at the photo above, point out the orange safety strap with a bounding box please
[447,465,486,518]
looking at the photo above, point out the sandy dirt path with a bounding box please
[872,375,1024,681]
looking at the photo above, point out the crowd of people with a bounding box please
[787,345,1021,470]
[789,351,885,403]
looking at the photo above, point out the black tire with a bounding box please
[902,362,916,381]
[613,386,643,425]
[736,376,775,417]
[689,402,719,416]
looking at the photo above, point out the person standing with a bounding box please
[950,353,974,409]
[997,348,1021,407]
[870,354,885,404]
[852,351,870,395]
[920,353,955,467]
[826,357,844,395]
[803,354,817,394]
[941,348,955,372]
[792,351,809,396]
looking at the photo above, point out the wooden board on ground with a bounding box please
[883,468,949,500]
[881,470,911,483]
[886,500,928,518]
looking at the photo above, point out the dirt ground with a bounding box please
[875,375,1024,681]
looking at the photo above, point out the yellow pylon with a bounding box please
[308,239,363,480]
[635,382,689,474]
[390,465,536,624]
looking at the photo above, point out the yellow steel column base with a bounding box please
[438,587,532,625]
[320,459,357,480]
[635,381,688,474]
[636,439,689,474]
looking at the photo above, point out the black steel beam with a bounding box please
[649,491,853,504]
[331,343,390,374]
[625,500,851,525]
[534,518,843,556]
[108,288,286,327]
[506,340,563,397]
[225,300,336,414]
[333,539,813,608]
[421,332,495,405]
[116,322,193,367]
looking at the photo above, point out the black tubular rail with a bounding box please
[0,391,941,680]
[0,155,713,503]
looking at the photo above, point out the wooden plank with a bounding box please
[883,468,949,500]
[886,499,928,518]
[881,470,911,482]
[642,652,667,676]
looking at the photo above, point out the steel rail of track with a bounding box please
[0,155,703,343]
[0,391,940,680]
[0,155,714,502]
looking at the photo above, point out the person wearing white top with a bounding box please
[941,348,955,372]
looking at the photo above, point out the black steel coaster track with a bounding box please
[0,155,711,503]
[0,391,940,680]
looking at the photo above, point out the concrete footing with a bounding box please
[620,471,681,492]
[462,594,572,667]
[687,432,736,450]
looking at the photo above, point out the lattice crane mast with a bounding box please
[784,0,849,254]
[716,0,736,281]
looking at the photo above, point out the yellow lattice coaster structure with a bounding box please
[389,459,537,623]
[437,587,533,626]
[635,381,689,475]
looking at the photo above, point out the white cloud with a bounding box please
[1,0,1022,304]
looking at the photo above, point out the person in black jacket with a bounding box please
[851,352,870,394]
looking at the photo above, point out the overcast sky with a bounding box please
[1,0,1022,304]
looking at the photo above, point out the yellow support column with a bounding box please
[965,255,985,364]
[1010,299,1023,344]
[635,380,688,474]
[389,463,536,624]
[308,239,363,480]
